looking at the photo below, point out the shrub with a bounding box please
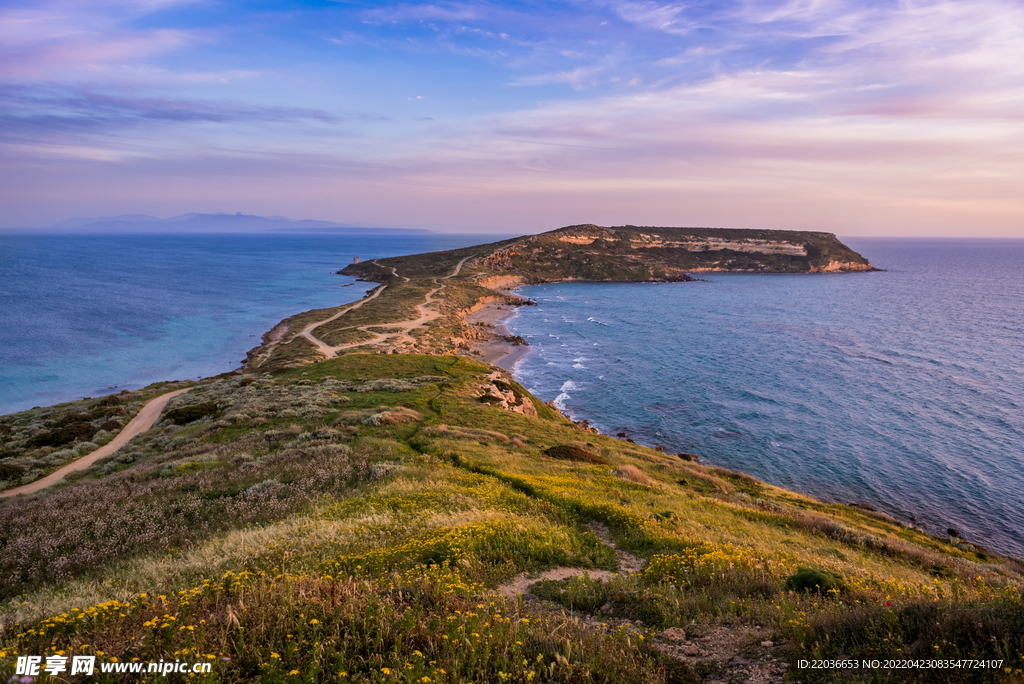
[786,567,847,594]
[244,479,281,497]
[356,379,417,393]
[24,422,95,448]
[544,444,608,465]
[532,575,614,613]
[424,424,511,444]
[362,407,422,426]
[0,462,25,480]
[165,401,220,425]
[42,449,77,466]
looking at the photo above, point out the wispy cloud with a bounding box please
[0,85,385,143]
[511,62,616,90]
[1,0,1023,234]
[594,0,696,36]
[360,2,483,24]
[0,2,203,80]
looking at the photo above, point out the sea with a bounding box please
[507,238,1024,559]
[1,233,1021,558]
[0,232,496,414]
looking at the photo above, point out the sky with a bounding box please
[2,0,1023,235]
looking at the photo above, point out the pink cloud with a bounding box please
[0,1,203,80]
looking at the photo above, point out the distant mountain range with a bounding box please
[33,213,430,234]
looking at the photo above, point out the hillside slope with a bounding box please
[2,355,1021,683]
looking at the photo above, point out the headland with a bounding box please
[3,225,1022,683]
[242,224,877,372]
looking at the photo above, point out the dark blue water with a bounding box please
[509,239,1024,559]
[0,232,493,414]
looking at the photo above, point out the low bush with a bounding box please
[24,422,95,448]
[165,401,221,425]
[786,566,847,594]
[544,444,608,465]
[0,462,25,480]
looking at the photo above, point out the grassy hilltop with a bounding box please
[2,227,1022,683]
[0,356,1022,683]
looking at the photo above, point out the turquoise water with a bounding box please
[508,239,1024,558]
[0,232,493,414]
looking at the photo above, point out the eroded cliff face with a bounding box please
[474,274,528,290]
[809,260,876,273]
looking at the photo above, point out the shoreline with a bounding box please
[462,298,531,371]
[5,279,1016,562]
[455,285,1010,559]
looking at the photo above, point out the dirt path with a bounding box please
[495,523,643,599]
[654,625,789,684]
[303,256,471,357]
[493,523,787,683]
[297,283,389,358]
[0,387,192,499]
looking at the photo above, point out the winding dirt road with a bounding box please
[0,387,192,499]
[303,256,470,358]
[297,281,391,358]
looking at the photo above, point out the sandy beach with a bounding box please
[463,300,531,371]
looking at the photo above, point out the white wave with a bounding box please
[572,363,586,369]
[553,392,570,411]
[572,357,588,363]
[560,380,577,392]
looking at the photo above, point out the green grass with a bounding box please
[1,355,1020,683]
